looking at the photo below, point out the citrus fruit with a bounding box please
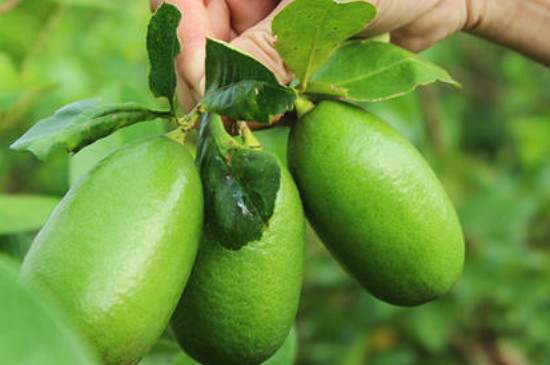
[287,100,465,306]
[20,136,203,364]
[171,157,304,365]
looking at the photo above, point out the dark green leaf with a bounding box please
[10,99,169,160]
[307,40,460,101]
[272,0,376,87]
[147,2,181,109]
[201,80,296,123]
[205,38,279,90]
[196,113,281,250]
[0,258,99,365]
[0,195,60,235]
[202,38,296,124]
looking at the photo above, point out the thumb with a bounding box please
[230,18,293,85]
[197,0,294,95]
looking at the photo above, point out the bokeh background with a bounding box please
[1,0,550,364]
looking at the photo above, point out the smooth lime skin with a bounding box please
[171,160,305,365]
[20,136,204,365]
[287,101,465,306]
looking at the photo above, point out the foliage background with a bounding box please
[1,0,550,364]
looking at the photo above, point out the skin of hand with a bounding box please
[150,0,550,112]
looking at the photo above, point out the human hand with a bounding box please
[149,0,287,111]
[150,0,549,112]
[149,0,478,110]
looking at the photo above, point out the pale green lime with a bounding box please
[21,136,203,364]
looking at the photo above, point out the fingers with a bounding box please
[149,0,231,109]
[149,0,207,108]
[359,0,441,36]
[150,0,162,12]
[206,0,232,40]
[231,20,293,85]
[390,0,467,52]
[176,71,200,113]
[226,0,279,34]
[192,0,294,102]
[155,0,216,104]
[227,0,294,85]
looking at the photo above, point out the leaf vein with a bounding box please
[303,6,331,86]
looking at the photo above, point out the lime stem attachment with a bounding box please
[176,107,200,130]
[236,122,262,149]
[165,127,187,145]
[166,107,202,145]
[295,97,315,119]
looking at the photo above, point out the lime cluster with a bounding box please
[20,100,464,365]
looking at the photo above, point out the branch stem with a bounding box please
[237,122,262,148]
[295,97,315,118]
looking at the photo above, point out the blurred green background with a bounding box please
[1,0,550,364]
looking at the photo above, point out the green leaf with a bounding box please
[196,113,281,250]
[202,38,296,124]
[147,2,181,110]
[0,258,99,365]
[205,39,279,89]
[307,40,460,101]
[272,0,376,87]
[10,99,169,160]
[201,80,296,123]
[0,195,60,235]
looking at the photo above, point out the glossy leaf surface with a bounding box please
[272,0,376,86]
[147,2,181,109]
[307,40,460,101]
[195,113,281,249]
[10,99,168,160]
[201,39,295,124]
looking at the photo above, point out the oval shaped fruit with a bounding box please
[171,158,304,365]
[20,136,203,365]
[288,100,465,306]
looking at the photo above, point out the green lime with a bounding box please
[171,157,304,365]
[288,100,464,306]
[21,136,204,365]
